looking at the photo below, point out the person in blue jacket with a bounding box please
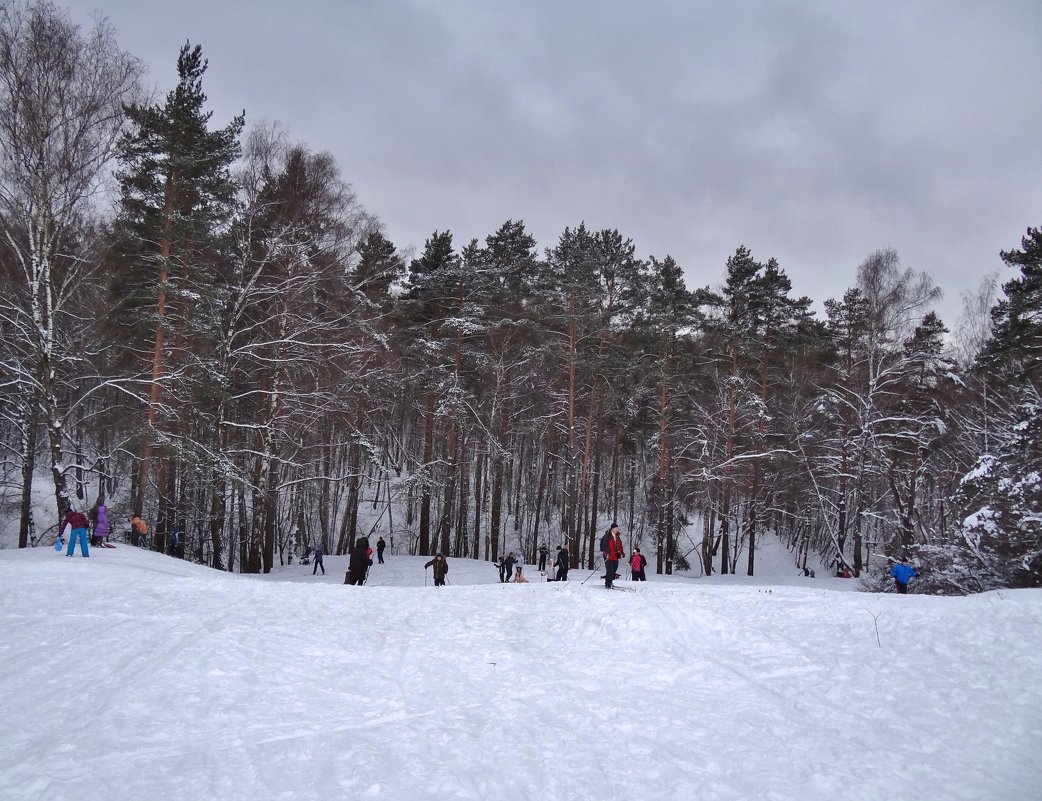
[889,557,918,593]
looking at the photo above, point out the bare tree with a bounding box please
[0,0,141,538]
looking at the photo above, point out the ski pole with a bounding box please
[579,555,603,585]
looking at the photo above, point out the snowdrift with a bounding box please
[1,544,1038,801]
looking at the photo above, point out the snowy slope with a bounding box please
[1,544,1038,801]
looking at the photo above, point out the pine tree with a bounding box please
[115,41,243,530]
[985,226,1042,388]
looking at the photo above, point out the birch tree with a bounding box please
[0,0,141,537]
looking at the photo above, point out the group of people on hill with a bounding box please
[599,521,649,588]
[57,501,116,557]
[309,536,387,585]
[57,501,922,595]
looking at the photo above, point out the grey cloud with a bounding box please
[63,0,1042,322]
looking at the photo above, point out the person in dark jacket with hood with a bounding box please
[312,542,325,575]
[554,545,569,582]
[425,553,449,586]
[345,537,372,585]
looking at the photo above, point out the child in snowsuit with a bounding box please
[91,504,111,548]
[425,553,449,586]
[629,548,647,581]
[313,543,325,575]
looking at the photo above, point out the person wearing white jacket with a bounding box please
[513,550,525,582]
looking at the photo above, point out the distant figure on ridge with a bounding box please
[376,536,386,564]
[538,543,548,572]
[312,542,325,575]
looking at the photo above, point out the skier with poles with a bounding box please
[600,522,625,589]
[425,553,449,587]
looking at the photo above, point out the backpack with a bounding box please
[599,531,612,553]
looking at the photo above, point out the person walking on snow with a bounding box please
[502,552,515,583]
[425,553,449,586]
[554,545,569,582]
[61,507,91,557]
[890,557,918,594]
[630,548,647,581]
[312,542,325,575]
[376,536,386,564]
[600,522,625,588]
[345,537,372,585]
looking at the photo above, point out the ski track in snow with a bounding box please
[0,542,1038,801]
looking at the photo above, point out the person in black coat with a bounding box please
[425,553,449,587]
[554,545,569,582]
[345,537,372,585]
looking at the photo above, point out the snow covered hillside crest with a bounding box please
[1,545,1039,801]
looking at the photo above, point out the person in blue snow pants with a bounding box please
[62,509,91,557]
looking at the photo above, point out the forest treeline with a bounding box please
[1,4,1039,592]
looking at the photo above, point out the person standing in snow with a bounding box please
[554,545,569,582]
[130,516,148,547]
[312,542,325,575]
[629,547,647,581]
[61,507,91,557]
[425,553,449,586]
[376,536,386,564]
[91,503,111,548]
[345,537,372,585]
[600,522,625,588]
[513,550,525,582]
[502,551,515,583]
[538,544,548,572]
[889,557,918,594]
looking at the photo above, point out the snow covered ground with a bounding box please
[1,540,1038,801]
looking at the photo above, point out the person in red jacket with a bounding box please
[61,507,91,557]
[599,522,625,588]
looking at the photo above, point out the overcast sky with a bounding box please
[65,0,1042,325]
